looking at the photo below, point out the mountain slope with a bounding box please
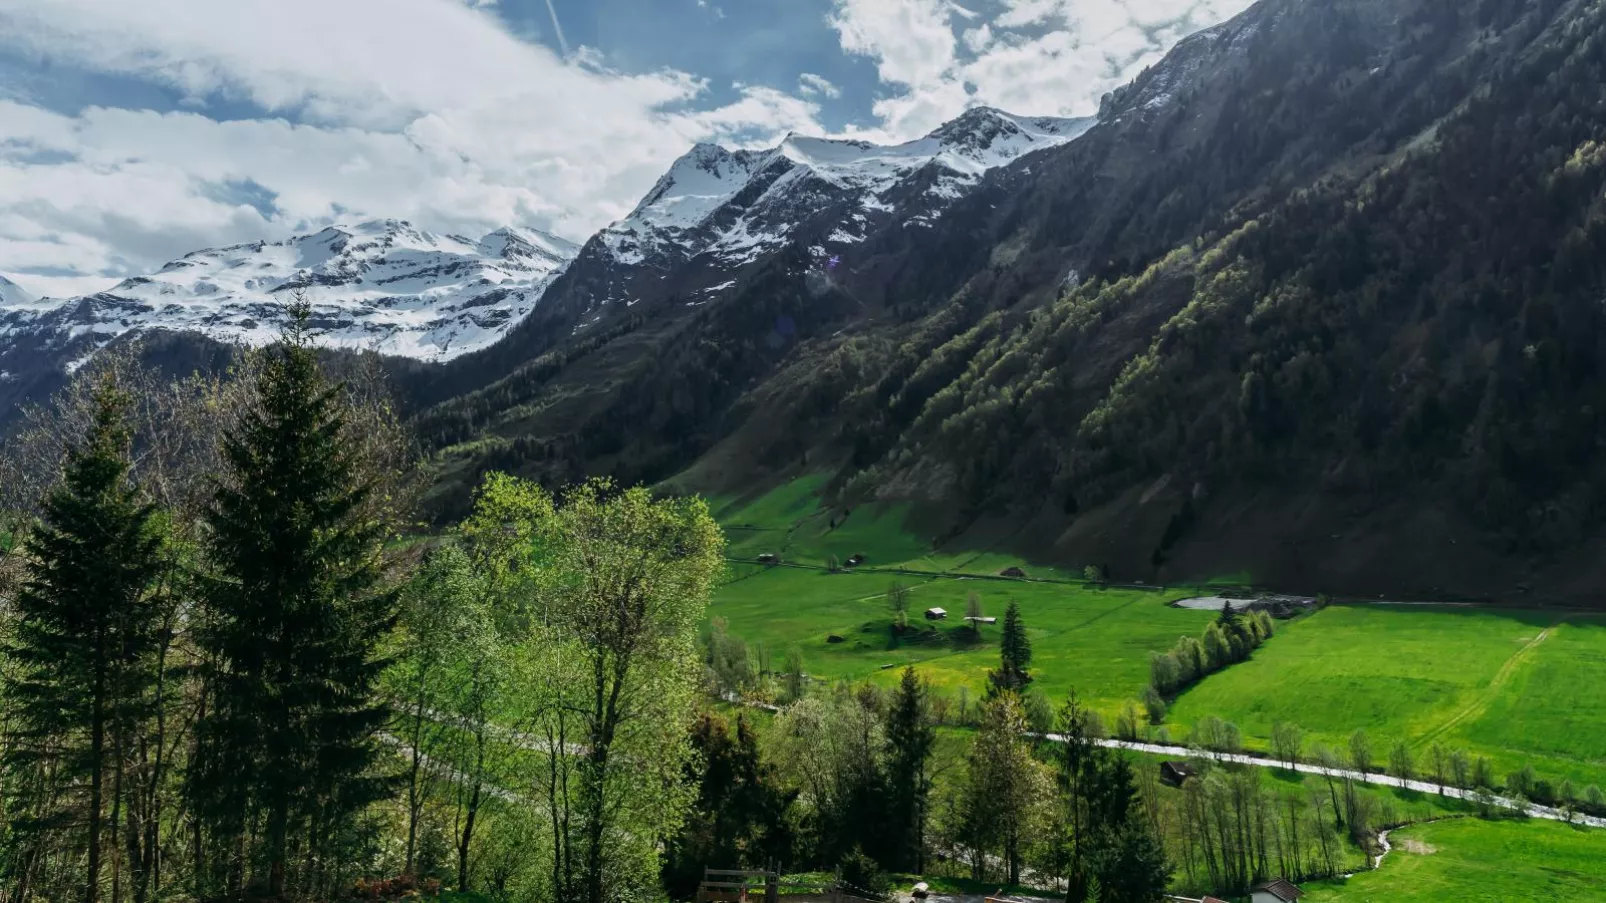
[406,107,1098,441]
[818,0,1606,598]
[416,0,1606,601]
[0,219,577,365]
[0,275,36,307]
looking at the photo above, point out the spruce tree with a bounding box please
[2,380,164,903]
[884,666,934,872]
[193,304,398,899]
[990,600,1032,694]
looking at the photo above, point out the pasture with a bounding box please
[709,476,1213,717]
[1164,605,1606,786]
[708,478,1606,787]
[1302,817,1606,902]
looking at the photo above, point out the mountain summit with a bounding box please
[0,218,578,365]
[599,107,1093,269]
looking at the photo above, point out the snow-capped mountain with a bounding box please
[0,105,1094,392]
[0,219,578,363]
[0,275,36,307]
[599,108,1094,269]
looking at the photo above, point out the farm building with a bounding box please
[845,553,865,567]
[965,616,998,626]
[1251,878,1303,903]
[924,607,948,620]
[1159,761,1199,787]
[998,566,1028,578]
[757,553,777,564]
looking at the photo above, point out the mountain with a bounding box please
[0,275,36,307]
[404,106,1097,412]
[10,0,1606,601]
[409,0,1606,602]
[0,218,578,365]
[597,109,1093,270]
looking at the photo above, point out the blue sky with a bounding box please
[0,0,1254,298]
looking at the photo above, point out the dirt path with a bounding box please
[1416,624,1553,747]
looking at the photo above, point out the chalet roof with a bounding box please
[1162,761,1199,776]
[1253,878,1304,901]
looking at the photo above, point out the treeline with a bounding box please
[0,304,725,903]
[1146,605,1274,718]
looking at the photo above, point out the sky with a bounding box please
[0,0,1255,299]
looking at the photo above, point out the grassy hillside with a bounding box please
[1165,605,1606,786]
[1302,818,1606,902]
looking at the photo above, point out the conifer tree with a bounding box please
[2,380,164,903]
[884,667,934,872]
[990,600,1032,694]
[193,304,398,899]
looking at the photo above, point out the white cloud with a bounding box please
[0,0,824,296]
[829,0,1255,140]
[798,73,843,99]
[0,0,1260,298]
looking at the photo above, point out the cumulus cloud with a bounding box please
[830,0,1255,140]
[0,0,1257,298]
[0,0,823,296]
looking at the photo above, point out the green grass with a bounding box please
[1302,817,1606,902]
[711,566,1214,718]
[709,478,1222,718]
[1165,604,1606,786]
[708,478,1606,789]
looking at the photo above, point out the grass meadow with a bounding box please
[1164,605,1606,787]
[1301,817,1606,902]
[709,477,1606,791]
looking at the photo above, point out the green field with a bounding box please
[1302,818,1606,902]
[708,478,1606,788]
[710,478,1214,717]
[1164,604,1606,786]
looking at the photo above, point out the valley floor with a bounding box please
[705,477,1606,901]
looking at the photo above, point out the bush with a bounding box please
[837,847,892,900]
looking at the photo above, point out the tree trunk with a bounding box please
[406,691,426,876]
[87,660,106,903]
[458,781,480,893]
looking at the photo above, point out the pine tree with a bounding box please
[990,600,1032,694]
[2,380,165,903]
[884,667,934,872]
[193,304,398,899]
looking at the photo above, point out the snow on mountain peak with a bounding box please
[600,105,1096,267]
[0,220,579,362]
[0,275,37,307]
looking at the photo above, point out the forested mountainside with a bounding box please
[408,0,1606,600]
